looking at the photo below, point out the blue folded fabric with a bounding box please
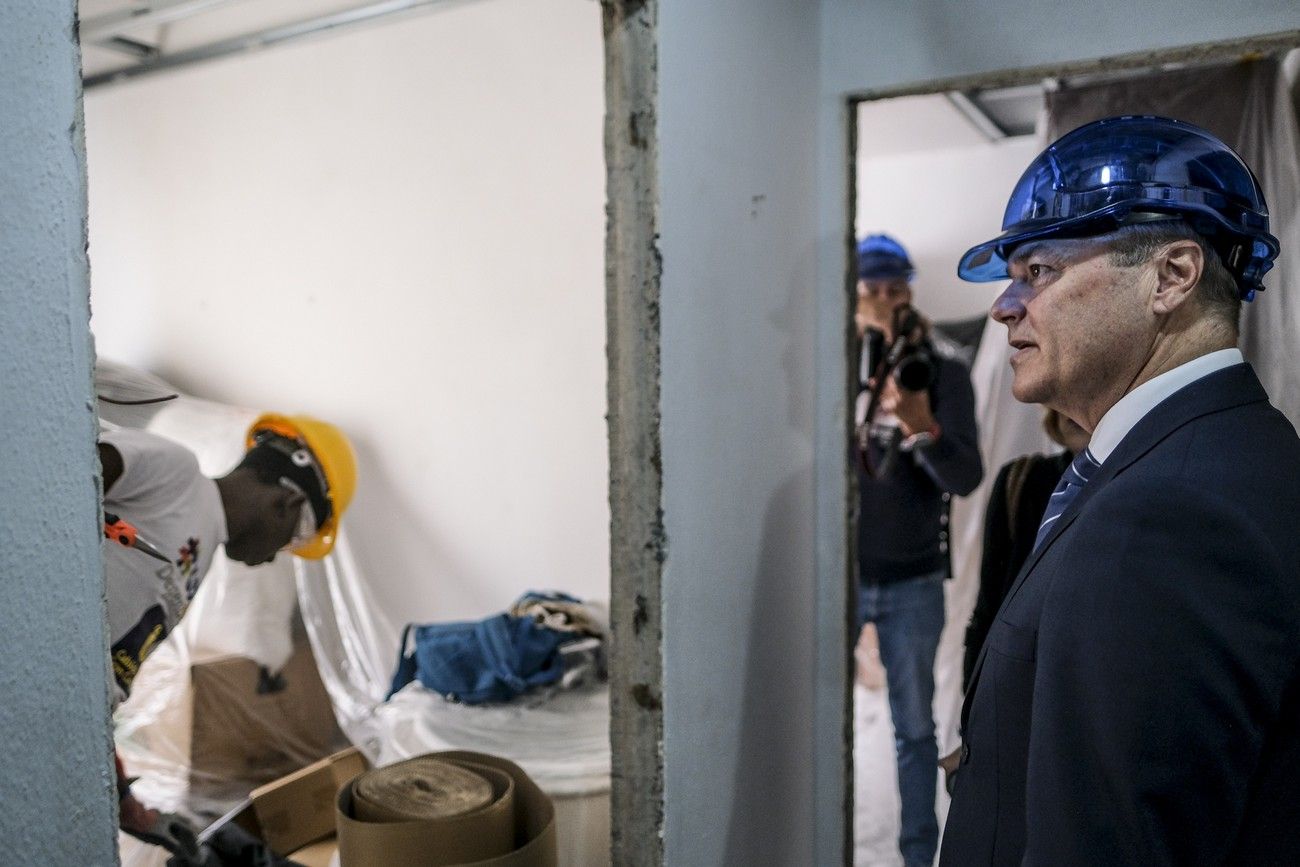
[387,612,568,704]
[512,589,584,608]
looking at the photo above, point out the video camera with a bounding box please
[856,306,936,478]
[862,305,935,393]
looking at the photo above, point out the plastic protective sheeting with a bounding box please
[102,360,611,866]
[376,683,610,798]
[294,538,399,762]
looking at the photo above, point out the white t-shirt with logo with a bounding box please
[102,428,227,701]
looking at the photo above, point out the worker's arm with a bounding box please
[99,441,124,494]
[116,753,200,859]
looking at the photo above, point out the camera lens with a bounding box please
[894,352,936,392]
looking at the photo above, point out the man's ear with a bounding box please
[1151,240,1203,316]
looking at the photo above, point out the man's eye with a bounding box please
[1028,264,1047,280]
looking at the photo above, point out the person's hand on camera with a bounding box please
[879,376,936,437]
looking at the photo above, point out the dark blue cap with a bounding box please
[857,233,915,281]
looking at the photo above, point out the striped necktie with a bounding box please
[1032,448,1101,554]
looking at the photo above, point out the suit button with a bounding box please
[960,742,971,765]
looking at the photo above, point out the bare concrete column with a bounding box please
[602,1,664,864]
[0,2,118,864]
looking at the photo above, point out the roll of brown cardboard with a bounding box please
[351,757,496,822]
[336,751,557,867]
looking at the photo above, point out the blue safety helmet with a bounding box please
[857,233,915,281]
[958,115,1279,300]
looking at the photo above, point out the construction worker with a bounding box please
[100,413,356,857]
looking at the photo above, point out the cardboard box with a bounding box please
[247,746,369,855]
[205,750,556,865]
[199,746,366,857]
[288,837,339,867]
[190,639,348,804]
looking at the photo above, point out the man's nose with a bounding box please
[990,281,1027,325]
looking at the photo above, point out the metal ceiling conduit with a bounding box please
[943,91,1010,141]
[83,0,467,90]
[80,0,245,42]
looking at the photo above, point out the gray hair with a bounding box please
[1093,220,1241,329]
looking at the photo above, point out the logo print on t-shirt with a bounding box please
[112,604,168,696]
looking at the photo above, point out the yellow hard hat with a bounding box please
[246,413,357,559]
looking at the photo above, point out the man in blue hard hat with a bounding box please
[941,116,1300,866]
[854,233,983,867]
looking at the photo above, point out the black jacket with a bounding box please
[941,364,1300,866]
[962,450,1073,691]
[858,347,983,584]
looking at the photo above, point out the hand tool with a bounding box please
[104,512,172,564]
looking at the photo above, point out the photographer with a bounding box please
[854,234,982,867]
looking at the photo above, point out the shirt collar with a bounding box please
[1089,347,1243,464]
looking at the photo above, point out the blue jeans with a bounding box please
[858,570,946,867]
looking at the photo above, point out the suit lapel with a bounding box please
[960,363,1268,729]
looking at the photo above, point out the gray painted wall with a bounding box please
[0,3,118,864]
[822,0,1300,96]
[658,1,819,863]
[813,0,1300,860]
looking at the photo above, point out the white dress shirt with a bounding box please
[1088,347,1244,464]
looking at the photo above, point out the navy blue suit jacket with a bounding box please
[941,363,1300,866]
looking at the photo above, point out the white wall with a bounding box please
[84,0,608,626]
[0,2,118,863]
[658,1,818,863]
[856,125,1040,323]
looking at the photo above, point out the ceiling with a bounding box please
[855,52,1300,158]
[81,4,1299,121]
[78,0,455,87]
[857,88,1042,159]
